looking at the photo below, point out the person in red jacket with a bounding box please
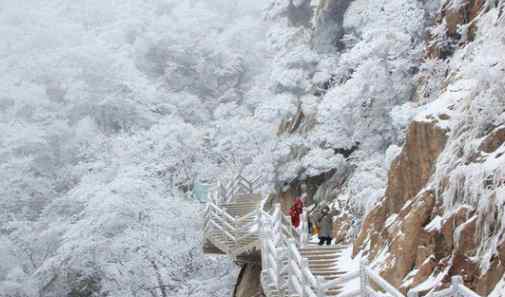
[289,196,304,228]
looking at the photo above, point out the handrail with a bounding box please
[364,264,404,297]
[205,205,236,234]
[424,276,481,297]
[236,210,258,223]
[203,177,263,257]
[336,289,360,297]
[258,203,482,297]
[260,204,323,297]
[211,173,261,204]
[320,271,359,291]
[209,220,236,242]
[206,184,482,297]
[208,202,236,223]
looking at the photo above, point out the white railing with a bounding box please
[203,200,261,255]
[260,204,327,297]
[260,208,287,296]
[259,204,481,297]
[286,238,328,297]
[318,259,482,297]
[204,177,482,297]
[327,259,405,297]
[318,260,483,297]
[424,276,481,297]
[213,174,263,204]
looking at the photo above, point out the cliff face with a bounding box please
[230,0,505,296]
[234,264,263,297]
[354,118,449,288]
[355,104,505,296]
[354,1,505,295]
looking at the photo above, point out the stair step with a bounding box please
[302,253,341,258]
[301,250,342,255]
[302,253,340,257]
[310,268,342,273]
[306,257,340,262]
[301,248,341,253]
[311,271,344,276]
[302,245,345,250]
[308,264,340,269]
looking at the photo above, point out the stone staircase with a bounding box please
[275,244,346,297]
[301,244,345,296]
[203,175,483,297]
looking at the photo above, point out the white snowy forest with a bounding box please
[1,0,505,297]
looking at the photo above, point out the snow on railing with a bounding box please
[205,180,482,297]
[203,200,260,255]
[260,204,326,297]
[424,276,481,297]
[260,209,286,294]
[212,174,262,203]
[286,238,327,297]
[258,204,482,297]
[318,259,481,297]
[203,174,265,254]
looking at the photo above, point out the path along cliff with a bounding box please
[231,1,505,296]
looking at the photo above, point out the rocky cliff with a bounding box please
[231,0,505,296]
[234,264,264,297]
[354,1,505,295]
[355,100,505,296]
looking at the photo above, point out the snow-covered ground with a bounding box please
[336,246,361,294]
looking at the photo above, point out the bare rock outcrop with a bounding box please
[384,120,448,214]
[233,264,264,297]
[479,126,505,153]
[332,212,353,244]
[354,111,505,295]
[354,119,449,260]
[427,0,486,59]
[354,118,450,291]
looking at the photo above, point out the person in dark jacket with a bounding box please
[316,205,333,245]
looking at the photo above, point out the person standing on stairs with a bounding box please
[316,205,333,245]
[289,195,304,228]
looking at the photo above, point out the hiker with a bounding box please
[316,205,333,245]
[288,196,304,228]
[307,201,318,235]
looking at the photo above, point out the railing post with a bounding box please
[300,209,308,247]
[274,203,282,218]
[451,275,464,297]
[301,258,310,297]
[360,259,369,297]
[315,276,326,297]
[274,203,282,241]
[287,239,299,297]
[234,214,239,253]
[261,218,269,274]
[275,242,281,291]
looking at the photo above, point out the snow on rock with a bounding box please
[354,2,505,295]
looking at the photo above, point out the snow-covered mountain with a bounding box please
[1,0,504,296]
